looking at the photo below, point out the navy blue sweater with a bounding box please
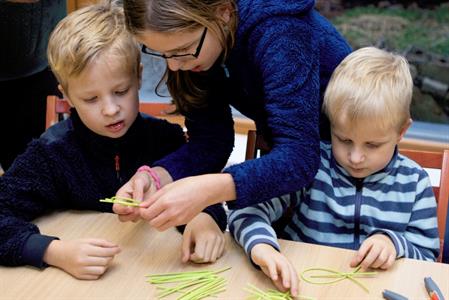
[0,111,227,268]
[155,0,352,209]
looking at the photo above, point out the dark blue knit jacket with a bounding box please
[0,111,227,268]
[155,0,352,209]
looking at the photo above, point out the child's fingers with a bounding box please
[140,201,164,222]
[278,261,291,289]
[87,239,119,248]
[77,274,100,280]
[181,231,193,263]
[266,259,279,281]
[218,239,225,258]
[191,240,206,263]
[82,265,108,276]
[288,263,299,297]
[351,240,372,267]
[203,240,213,262]
[87,244,121,258]
[209,239,222,262]
[84,256,112,267]
[380,253,396,270]
[360,245,381,269]
[371,248,389,269]
[131,173,151,202]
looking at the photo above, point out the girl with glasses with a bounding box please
[115,1,351,290]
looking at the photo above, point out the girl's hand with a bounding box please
[43,239,121,280]
[251,243,299,297]
[139,174,234,231]
[181,213,225,263]
[350,234,397,270]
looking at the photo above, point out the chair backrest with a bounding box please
[45,95,175,129]
[399,149,449,263]
[245,129,449,263]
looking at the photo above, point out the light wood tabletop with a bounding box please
[1,211,448,300]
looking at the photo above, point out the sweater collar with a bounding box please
[70,108,144,159]
[330,147,399,185]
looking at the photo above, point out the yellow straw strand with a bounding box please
[300,266,377,293]
[99,196,140,207]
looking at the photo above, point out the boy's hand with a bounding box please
[43,239,121,280]
[181,213,225,263]
[112,203,140,222]
[114,171,157,222]
[250,243,299,297]
[350,234,397,270]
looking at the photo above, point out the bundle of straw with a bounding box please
[146,267,230,300]
[245,283,315,300]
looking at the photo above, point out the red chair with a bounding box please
[245,130,449,263]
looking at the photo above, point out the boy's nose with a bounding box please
[102,98,120,116]
[349,149,365,165]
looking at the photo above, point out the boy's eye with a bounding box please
[83,97,97,103]
[367,143,380,149]
[338,137,351,144]
[116,88,129,95]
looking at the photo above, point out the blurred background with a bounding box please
[138,0,449,144]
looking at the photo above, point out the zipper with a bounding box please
[221,63,230,78]
[114,154,121,182]
[353,179,363,249]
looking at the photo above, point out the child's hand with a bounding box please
[114,171,157,222]
[350,234,397,270]
[250,243,299,297]
[112,203,140,222]
[181,213,225,263]
[43,239,121,280]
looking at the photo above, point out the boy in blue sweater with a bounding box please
[229,47,439,296]
[0,2,226,280]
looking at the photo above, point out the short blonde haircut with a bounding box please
[48,0,140,93]
[323,47,413,131]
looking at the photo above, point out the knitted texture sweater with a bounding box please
[0,0,66,80]
[155,0,352,209]
[0,111,227,268]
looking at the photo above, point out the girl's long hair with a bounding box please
[123,0,237,114]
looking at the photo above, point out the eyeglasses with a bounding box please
[141,27,208,60]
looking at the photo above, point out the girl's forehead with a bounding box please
[137,29,202,51]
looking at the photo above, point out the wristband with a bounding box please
[137,165,161,190]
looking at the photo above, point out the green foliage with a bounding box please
[333,5,449,56]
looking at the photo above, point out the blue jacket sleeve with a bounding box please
[225,18,324,209]
[229,192,300,257]
[153,99,235,180]
[0,142,61,268]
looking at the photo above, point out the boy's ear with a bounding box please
[398,118,413,142]
[58,84,75,107]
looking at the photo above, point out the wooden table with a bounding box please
[1,211,448,299]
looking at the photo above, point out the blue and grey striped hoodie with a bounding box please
[229,141,440,262]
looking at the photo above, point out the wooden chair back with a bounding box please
[245,130,449,263]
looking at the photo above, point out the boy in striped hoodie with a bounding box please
[228,47,440,296]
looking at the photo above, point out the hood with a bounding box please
[236,0,315,34]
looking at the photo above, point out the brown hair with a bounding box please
[123,0,237,113]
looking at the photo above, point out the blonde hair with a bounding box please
[323,47,413,131]
[48,0,141,93]
[123,0,238,113]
